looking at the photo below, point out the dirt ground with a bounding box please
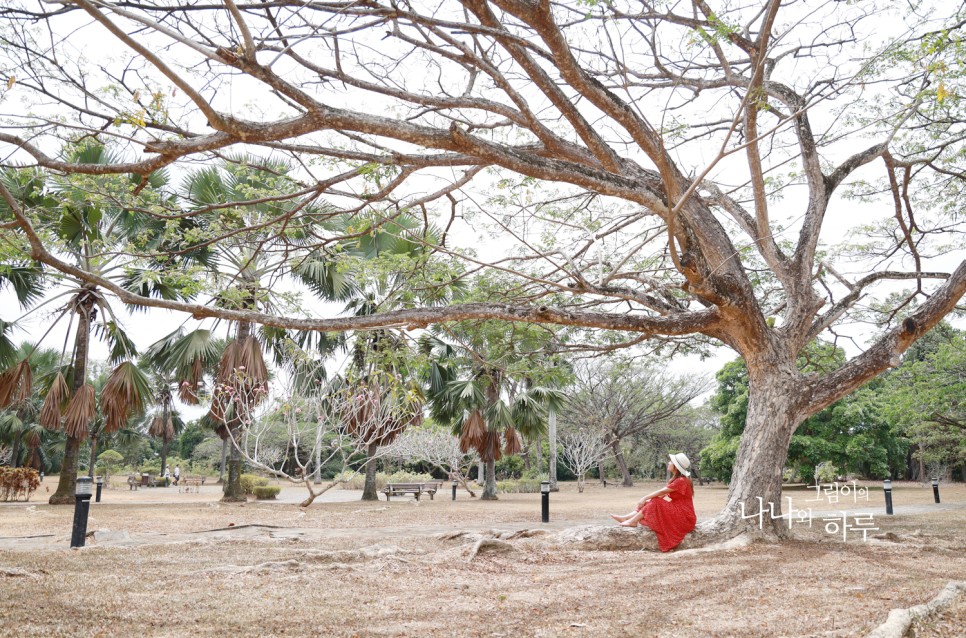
[1,478,965,637]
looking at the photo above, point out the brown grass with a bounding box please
[1,480,964,637]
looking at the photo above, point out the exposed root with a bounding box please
[467,538,516,563]
[0,567,43,578]
[554,523,776,552]
[866,581,966,638]
[667,533,754,557]
[298,544,406,564]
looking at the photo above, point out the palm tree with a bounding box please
[0,146,166,503]
[0,342,60,470]
[421,328,564,500]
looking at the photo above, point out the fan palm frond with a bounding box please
[63,383,95,439]
[0,359,32,408]
[101,361,153,433]
[39,372,70,430]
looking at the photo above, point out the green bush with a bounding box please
[814,461,839,484]
[496,478,542,494]
[240,474,270,495]
[336,470,434,490]
[252,485,281,500]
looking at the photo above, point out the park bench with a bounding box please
[382,481,442,501]
[179,477,204,494]
[127,474,139,491]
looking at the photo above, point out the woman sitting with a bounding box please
[611,453,696,552]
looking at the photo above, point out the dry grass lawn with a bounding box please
[1,478,965,637]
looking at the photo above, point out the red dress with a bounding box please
[636,476,696,552]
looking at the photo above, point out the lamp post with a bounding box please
[540,481,550,523]
[931,478,940,504]
[95,476,104,503]
[452,479,457,501]
[71,477,93,548]
[883,479,893,515]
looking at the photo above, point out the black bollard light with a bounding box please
[71,477,93,548]
[932,477,940,504]
[540,481,550,523]
[883,478,893,515]
[452,479,457,501]
[95,476,104,503]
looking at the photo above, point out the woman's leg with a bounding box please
[619,510,644,527]
[610,511,637,523]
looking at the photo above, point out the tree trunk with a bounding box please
[11,433,21,468]
[221,430,246,502]
[221,319,252,499]
[548,410,558,491]
[362,442,379,501]
[477,460,484,485]
[481,457,498,500]
[701,367,802,537]
[610,439,633,487]
[160,438,169,480]
[577,474,585,493]
[50,292,95,505]
[597,459,606,485]
[87,435,98,478]
[218,437,228,483]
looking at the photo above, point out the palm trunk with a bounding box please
[221,319,252,501]
[548,411,558,491]
[481,457,498,500]
[361,442,379,501]
[11,433,21,468]
[160,438,169,480]
[221,430,245,502]
[218,436,228,483]
[88,435,98,478]
[50,292,95,505]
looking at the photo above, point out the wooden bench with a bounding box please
[179,477,204,494]
[382,482,442,501]
[127,474,140,491]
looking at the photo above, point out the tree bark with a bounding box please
[610,438,633,487]
[701,364,802,537]
[218,436,228,483]
[50,292,95,505]
[159,438,169,480]
[481,458,498,500]
[221,431,246,502]
[548,410,558,491]
[87,435,98,478]
[361,442,379,501]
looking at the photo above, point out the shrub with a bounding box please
[252,485,281,500]
[240,474,269,495]
[335,470,434,490]
[496,478,543,494]
[814,461,839,484]
[0,467,41,502]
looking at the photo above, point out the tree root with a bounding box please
[0,567,43,578]
[467,538,516,563]
[865,581,966,638]
[195,544,409,575]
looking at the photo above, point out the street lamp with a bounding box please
[541,481,550,523]
[883,479,893,515]
[932,477,940,504]
[452,479,457,501]
[95,476,104,503]
[71,477,93,548]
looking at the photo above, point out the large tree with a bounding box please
[2,0,965,534]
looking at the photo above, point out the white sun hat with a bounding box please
[669,452,691,477]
